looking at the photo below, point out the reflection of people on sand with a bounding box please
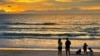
[83,43,88,54]
[58,38,62,56]
[88,48,94,56]
[65,38,71,56]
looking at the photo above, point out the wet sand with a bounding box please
[0,50,99,56]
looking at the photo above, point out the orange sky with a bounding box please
[0,0,100,13]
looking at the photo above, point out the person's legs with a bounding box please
[65,48,68,56]
[86,49,88,54]
[84,49,86,54]
[84,50,87,55]
[67,48,70,56]
[60,49,62,56]
[58,48,60,56]
[66,48,70,56]
[58,50,59,56]
[58,48,62,56]
[69,48,70,56]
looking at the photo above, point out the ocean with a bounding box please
[0,14,100,52]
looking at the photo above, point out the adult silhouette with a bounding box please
[58,38,62,56]
[83,43,88,54]
[65,38,71,56]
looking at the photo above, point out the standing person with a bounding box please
[65,38,71,56]
[58,38,62,56]
[83,43,88,54]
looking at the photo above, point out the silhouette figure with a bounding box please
[83,43,88,54]
[88,48,93,56]
[76,49,81,55]
[65,38,71,56]
[58,38,62,56]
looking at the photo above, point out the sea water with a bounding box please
[0,14,100,52]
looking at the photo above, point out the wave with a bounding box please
[0,35,100,40]
[1,22,58,25]
[0,31,100,37]
[0,27,66,29]
[1,32,88,36]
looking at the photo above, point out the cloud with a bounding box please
[55,0,90,3]
[56,0,73,2]
[0,0,56,3]
[0,0,40,3]
[80,0,100,5]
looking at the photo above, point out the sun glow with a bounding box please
[4,9,25,13]
[0,0,99,13]
[3,7,26,13]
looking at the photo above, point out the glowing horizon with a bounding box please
[0,0,100,13]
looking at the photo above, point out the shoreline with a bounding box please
[0,48,100,52]
[0,50,100,56]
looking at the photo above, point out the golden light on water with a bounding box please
[2,39,99,47]
[0,39,99,52]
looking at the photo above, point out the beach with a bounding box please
[0,50,99,56]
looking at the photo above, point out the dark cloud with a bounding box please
[0,0,6,2]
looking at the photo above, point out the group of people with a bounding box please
[58,38,71,56]
[58,38,93,56]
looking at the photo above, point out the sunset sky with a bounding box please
[0,0,100,13]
